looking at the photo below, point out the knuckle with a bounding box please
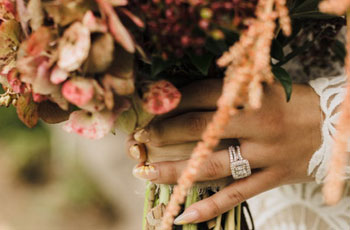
[226,187,245,204]
[186,113,207,135]
[206,197,221,217]
[148,123,165,147]
[204,158,224,179]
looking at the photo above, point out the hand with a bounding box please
[127,79,322,225]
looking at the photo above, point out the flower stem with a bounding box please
[235,204,241,230]
[183,187,199,230]
[142,182,155,230]
[213,215,222,230]
[159,184,171,205]
[225,208,235,230]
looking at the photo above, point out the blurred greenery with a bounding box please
[0,105,116,227]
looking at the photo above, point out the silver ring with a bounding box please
[228,146,251,179]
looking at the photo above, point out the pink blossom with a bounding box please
[61,78,95,107]
[63,110,115,139]
[7,68,25,93]
[50,65,69,84]
[58,22,91,72]
[143,80,181,115]
[32,93,47,103]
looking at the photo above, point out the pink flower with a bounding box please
[7,68,25,93]
[61,78,95,107]
[32,93,47,103]
[63,110,116,139]
[58,22,91,72]
[50,65,69,84]
[143,80,181,115]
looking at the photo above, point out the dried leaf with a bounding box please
[43,0,97,26]
[26,26,52,56]
[27,0,44,31]
[82,10,108,33]
[96,0,135,53]
[120,8,144,28]
[0,20,21,74]
[38,101,70,124]
[84,33,114,74]
[16,0,30,36]
[16,94,39,128]
[106,0,127,6]
[58,22,91,72]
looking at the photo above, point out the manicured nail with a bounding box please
[134,129,150,143]
[129,144,141,159]
[132,165,158,181]
[174,210,199,225]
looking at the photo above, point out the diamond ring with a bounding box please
[228,145,252,179]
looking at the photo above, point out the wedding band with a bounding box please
[228,146,251,179]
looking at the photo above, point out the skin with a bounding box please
[127,78,322,225]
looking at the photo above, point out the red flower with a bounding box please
[143,80,181,114]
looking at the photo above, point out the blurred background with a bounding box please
[0,106,144,230]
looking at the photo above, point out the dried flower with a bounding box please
[63,110,116,139]
[62,77,95,107]
[58,22,91,72]
[143,80,181,115]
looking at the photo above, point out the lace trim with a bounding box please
[308,74,350,183]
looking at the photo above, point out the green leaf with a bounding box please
[151,57,176,78]
[187,52,214,76]
[114,107,137,134]
[290,11,339,19]
[291,0,321,13]
[271,39,284,61]
[204,37,228,55]
[272,67,292,102]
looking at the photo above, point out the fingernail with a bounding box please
[132,165,158,181]
[174,210,199,225]
[129,144,141,159]
[134,129,150,143]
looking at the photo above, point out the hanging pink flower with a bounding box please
[61,78,95,107]
[142,80,181,115]
[63,110,115,139]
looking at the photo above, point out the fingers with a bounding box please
[174,168,279,225]
[168,79,223,116]
[139,111,251,146]
[133,142,268,184]
[126,135,147,162]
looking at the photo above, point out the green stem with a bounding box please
[225,208,235,230]
[159,184,170,205]
[142,182,153,230]
[213,215,222,230]
[235,204,241,230]
[183,187,199,230]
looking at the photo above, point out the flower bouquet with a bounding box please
[0,0,348,229]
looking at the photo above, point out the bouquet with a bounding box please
[0,0,349,229]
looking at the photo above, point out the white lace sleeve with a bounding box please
[308,74,350,183]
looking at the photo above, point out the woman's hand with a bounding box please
[127,79,322,225]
